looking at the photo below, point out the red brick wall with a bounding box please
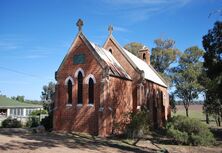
[54,35,103,135]
[108,76,133,135]
[104,38,140,111]
[142,81,169,128]
[97,76,133,137]
[104,37,170,128]
[54,34,170,136]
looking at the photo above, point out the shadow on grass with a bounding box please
[210,127,222,146]
[0,128,159,153]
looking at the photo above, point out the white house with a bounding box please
[0,96,43,125]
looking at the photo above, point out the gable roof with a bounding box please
[104,35,140,73]
[0,96,43,108]
[90,43,131,80]
[57,32,131,80]
[57,32,106,74]
[122,48,167,87]
[104,35,167,88]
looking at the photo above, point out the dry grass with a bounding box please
[173,104,217,126]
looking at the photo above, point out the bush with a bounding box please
[30,110,48,116]
[166,115,215,146]
[40,114,53,131]
[2,117,22,128]
[125,106,150,139]
[26,117,40,128]
[26,109,48,128]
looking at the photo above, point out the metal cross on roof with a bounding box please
[76,19,83,31]
[108,25,113,35]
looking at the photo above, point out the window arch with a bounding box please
[64,76,74,85]
[67,79,73,104]
[74,68,85,78]
[109,49,112,54]
[84,74,96,84]
[64,76,74,105]
[143,53,146,61]
[88,78,94,105]
[77,71,83,104]
[108,47,113,54]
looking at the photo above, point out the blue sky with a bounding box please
[0,0,221,100]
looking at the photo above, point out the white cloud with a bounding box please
[0,35,65,60]
[100,0,191,23]
[0,41,20,50]
[114,26,129,32]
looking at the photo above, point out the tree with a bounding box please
[151,38,180,86]
[41,82,55,112]
[198,70,211,124]
[11,95,25,102]
[40,82,55,131]
[203,21,222,101]
[202,21,222,126]
[124,42,144,57]
[169,93,177,113]
[174,46,204,117]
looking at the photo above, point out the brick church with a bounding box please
[53,19,170,137]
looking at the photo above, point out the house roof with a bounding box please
[0,96,43,108]
[90,42,131,80]
[122,48,168,87]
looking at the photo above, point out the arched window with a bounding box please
[143,53,146,61]
[67,79,73,104]
[109,49,112,54]
[88,78,94,105]
[77,72,83,104]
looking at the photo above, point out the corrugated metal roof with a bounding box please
[0,96,43,108]
[90,42,131,80]
[122,48,167,87]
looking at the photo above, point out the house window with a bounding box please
[18,108,21,116]
[67,79,73,104]
[77,72,83,104]
[10,109,13,115]
[88,78,94,105]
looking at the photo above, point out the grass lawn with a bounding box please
[173,105,216,126]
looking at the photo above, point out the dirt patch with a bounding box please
[0,128,221,153]
[0,128,158,153]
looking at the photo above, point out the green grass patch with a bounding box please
[173,107,216,127]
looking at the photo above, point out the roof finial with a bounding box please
[76,18,83,32]
[108,25,113,35]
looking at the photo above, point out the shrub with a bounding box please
[30,110,48,116]
[2,117,22,128]
[40,114,53,131]
[26,117,40,128]
[26,109,48,128]
[125,106,150,139]
[166,115,215,146]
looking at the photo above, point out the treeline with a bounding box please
[0,94,43,105]
[175,101,204,105]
